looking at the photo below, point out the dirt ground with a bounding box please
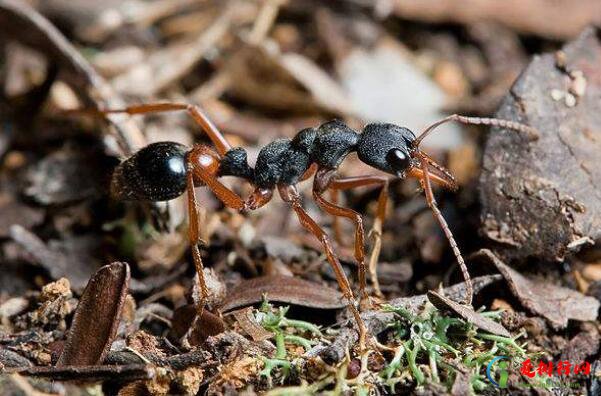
[0,1,600,395]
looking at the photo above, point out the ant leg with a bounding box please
[87,102,232,155]
[186,171,210,316]
[278,184,367,350]
[418,155,473,306]
[368,181,388,299]
[329,189,345,246]
[299,164,344,245]
[328,175,389,300]
[414,114,539,148]
[313,169,369,306]
[299,163,317,182]
[305,164,343,245]
[187,145,245,210]
[187,145,272,211]
[184,147,271,315]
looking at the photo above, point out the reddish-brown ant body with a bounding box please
[94,103,538,348]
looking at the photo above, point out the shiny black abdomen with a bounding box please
[111,142,188,201]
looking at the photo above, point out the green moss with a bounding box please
[258,298,533,394]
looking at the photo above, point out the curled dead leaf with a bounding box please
[57,262,130,366]
[427,290,511,337]
[219,275,345,312]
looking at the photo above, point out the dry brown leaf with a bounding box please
[57,262,130,366]
[476,249,600,330]
[220,275,345,312]
[427,290,511,337]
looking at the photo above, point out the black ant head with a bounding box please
[357,123,415,176]
[357,123,456,189]
[111,142,189,201]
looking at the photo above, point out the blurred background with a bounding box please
[1,1,601,394]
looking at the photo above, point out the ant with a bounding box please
[86,102,538,349]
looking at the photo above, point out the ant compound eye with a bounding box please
[387,148,411,172]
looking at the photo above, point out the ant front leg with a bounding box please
[418,155,473,306]
[278,184,367,351]
[186,170,210,316]
[326,174,389,300]
[92,102,232,155]
[185,146,270,315]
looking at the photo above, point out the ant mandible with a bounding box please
[93,102,538,349]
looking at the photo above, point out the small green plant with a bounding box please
[379,303,529,393]
[255,298,322,387]
[261,300,536,394]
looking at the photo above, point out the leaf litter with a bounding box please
[0,1,599,395]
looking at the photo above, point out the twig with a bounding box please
[0,0,146,156]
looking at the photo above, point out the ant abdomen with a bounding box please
[111,142,189,201]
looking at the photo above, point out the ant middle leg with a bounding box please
[278,184,367,350]
[369,182,389,298]
[92,102,232,155]
[328,189,345,246]
[313,168,369,306]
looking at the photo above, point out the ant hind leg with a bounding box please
[84,102,232,155]
[186,171,210,316]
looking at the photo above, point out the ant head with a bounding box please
[357,123,415,175]
[357,123,457,189]
[111,142,189,201]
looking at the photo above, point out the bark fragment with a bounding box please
[480,27,601,262]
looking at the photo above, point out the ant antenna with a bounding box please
[413,114,540,148]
